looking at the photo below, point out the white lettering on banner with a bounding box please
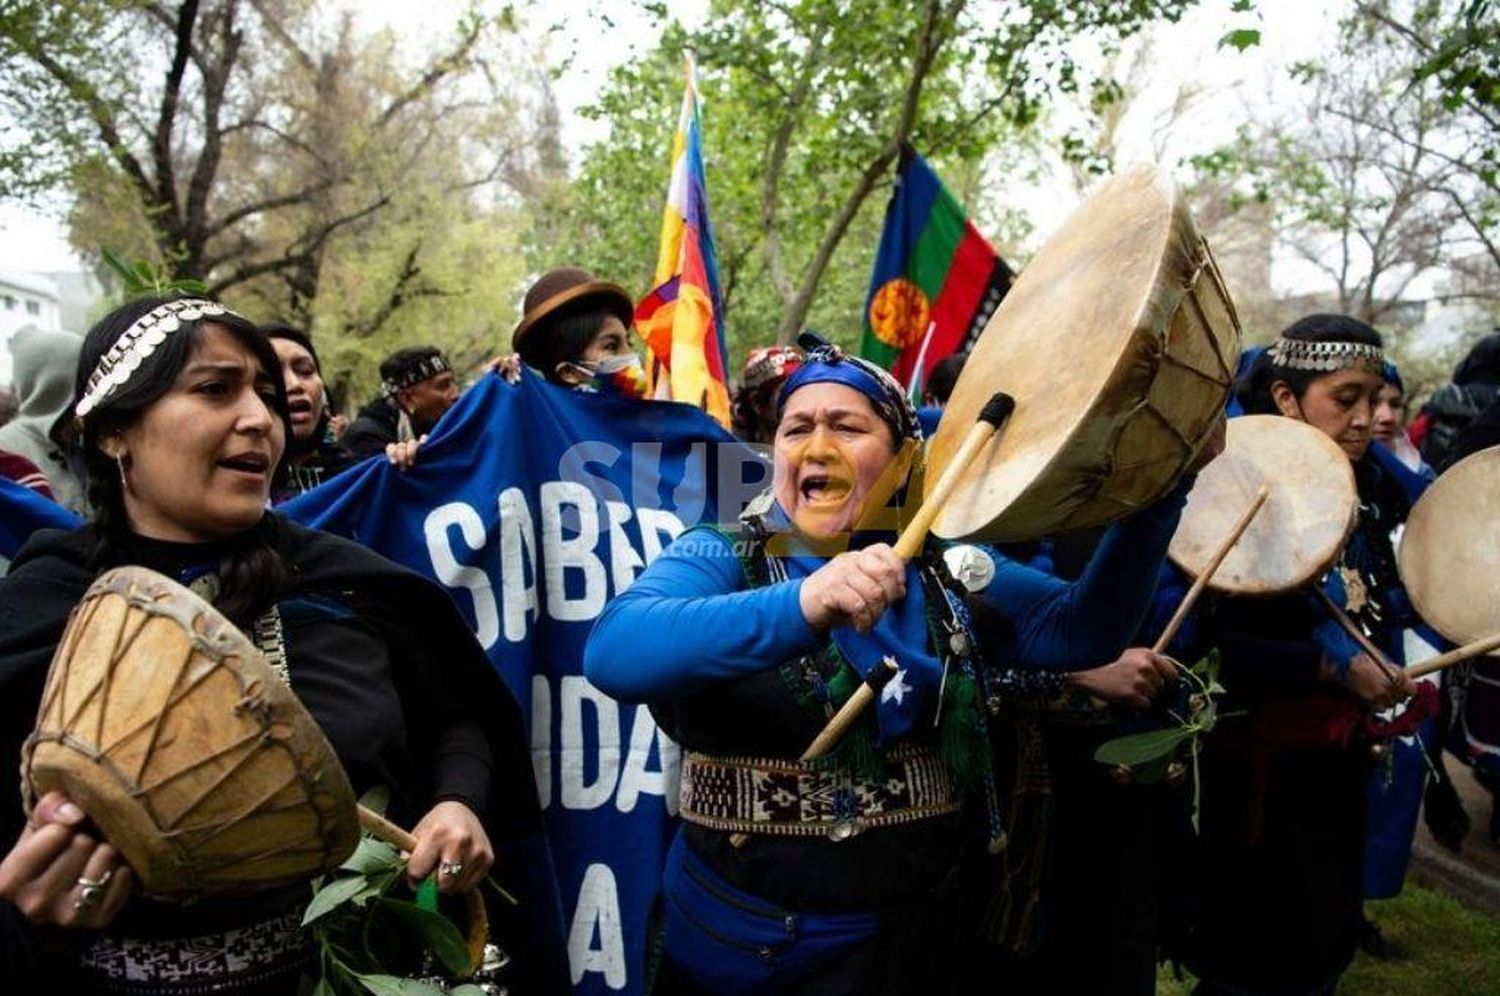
[423,502,499,648]
[568,863,627,989]
[499,486,539,642]
[636,506,685,564]
[604,501,645,594]
[531,674,680,813]
[618,703,681,815]
[541,481,608,622]
[531,674,552,809]
[421,486,687,642]
[560,676,621,810]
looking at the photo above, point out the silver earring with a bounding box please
[115,452,127,490]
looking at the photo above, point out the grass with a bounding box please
[1156,885,1500,995]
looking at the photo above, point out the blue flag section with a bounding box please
[285,369,766,994]
[0,370,767,996]
[0,476,81,561]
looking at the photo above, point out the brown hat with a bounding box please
[511,267,635,351]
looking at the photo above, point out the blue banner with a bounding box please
[3,370,769,995]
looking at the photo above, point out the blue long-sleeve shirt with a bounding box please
[585,480,1190,703]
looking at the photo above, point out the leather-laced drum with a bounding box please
[1398,446,1500,645]
[22,567,359,900]
[927,165,1241,542]
[1168,415,1358,594]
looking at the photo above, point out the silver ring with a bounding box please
[74,884,103,912]
[77,868,114,890]
[439,861,464,879]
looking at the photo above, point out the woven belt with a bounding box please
[78,908,311,994]
[680,743,960,839]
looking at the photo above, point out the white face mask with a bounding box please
[567,352,649,399]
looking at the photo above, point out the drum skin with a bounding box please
[22,567,358,901]
[1169,415,1358,595]
[1399,446,1500,645]
[927,165,1241,542]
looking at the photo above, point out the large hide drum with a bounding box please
[927,165,1241,542]
[22,567,359,900]
[1168,415,1358,594]
[1398,446,1500,645]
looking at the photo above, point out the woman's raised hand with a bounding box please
[798,543,907,634]
[0,791,132,929]
[405,800,494,896]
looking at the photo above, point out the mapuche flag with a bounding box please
[859,148,1013,394]
[635,51,732,428]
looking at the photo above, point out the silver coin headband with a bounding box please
[1267,337,1384,374]
[75,298,237,420]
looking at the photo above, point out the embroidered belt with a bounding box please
[78,908,311,995]
[679,744,961,839]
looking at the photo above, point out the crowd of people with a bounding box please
[0,265,1497,995]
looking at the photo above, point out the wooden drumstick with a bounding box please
[893,392,1016,560]
[730,392,1015,847]
[1152,485,1269,654]
[1409,633,1500,679]
[728,659,901,847]
[356,804,490,974]
[803,657,901,760]
[1312,586,1405,686]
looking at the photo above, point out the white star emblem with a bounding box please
[881,667,912,706]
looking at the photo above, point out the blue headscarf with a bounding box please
[1381,360,1404,393]
[777,333,922,444]
[765,333,942,744]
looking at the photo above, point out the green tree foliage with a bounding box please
[0,1,558,404]
[532,0,1199,365]
[1357,0,1500,273]
[1191,0,1499,379]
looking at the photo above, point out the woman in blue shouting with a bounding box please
[584,335,1217,995]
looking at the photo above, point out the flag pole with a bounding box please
[906,320,938,403]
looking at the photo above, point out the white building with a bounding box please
[0,270,62,388]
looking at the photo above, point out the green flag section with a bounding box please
[860,149,1013,396]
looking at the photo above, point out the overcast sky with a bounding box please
[0,0,1351,289]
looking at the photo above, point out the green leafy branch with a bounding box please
[100,247,207,301]
[1093,650,1240,831]
[303,835,489,996]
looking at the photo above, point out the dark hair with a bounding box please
[516,307,612,386]
[262,322,320,372]
[1454,331,1500,387]
[926,352,968,405]
[379,345,446,386]
[1235,314,1383,415]
[76,295,292,625]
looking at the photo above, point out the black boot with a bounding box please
[1424,772,1471,853]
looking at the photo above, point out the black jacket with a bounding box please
[342,397,401,459]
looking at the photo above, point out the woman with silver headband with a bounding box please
[1184,315,1421,996]
[0,296,553,993]
[585,334,1212,995]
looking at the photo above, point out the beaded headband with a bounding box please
[380,352,452,398]
[75,298,237,420]
[1267,337,1384,374]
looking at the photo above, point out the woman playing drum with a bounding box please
[1185,314,1419,996]
[584,339,1208,995]
[0,297,547,994]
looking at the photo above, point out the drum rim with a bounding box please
[1398,445,1500,644]
[22,565,359,900]
[1167,414,1359,595]
[929,165,1236,541]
